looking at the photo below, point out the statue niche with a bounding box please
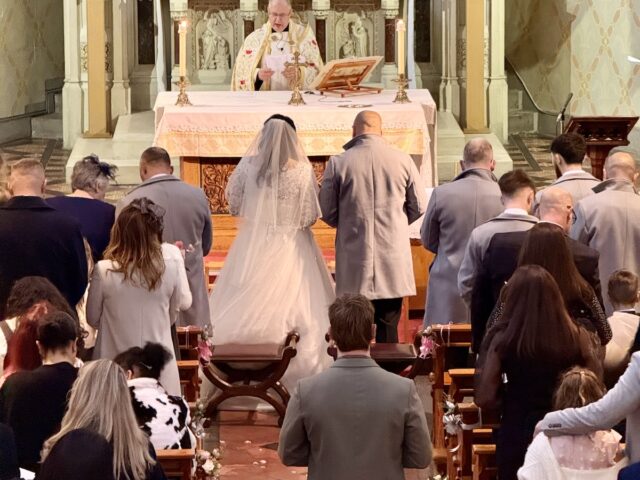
[336,13,372,59]
[195,9,233,71]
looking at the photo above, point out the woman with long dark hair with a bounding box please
[87,198,191,396]
[488,222,610,345]
[475,265,601,480]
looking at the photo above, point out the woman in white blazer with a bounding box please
[87,197,191,396]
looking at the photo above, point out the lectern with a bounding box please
[564,116,638,179]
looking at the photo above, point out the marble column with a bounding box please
[62,0,84,149]
[86,0,110,136]
[464,0,487,132]
[487,0,508,142]
[381,0,400,88]
[169,0,188,86]
[438,0,461,117]
[111,0,132,125]
[312,0,330,61]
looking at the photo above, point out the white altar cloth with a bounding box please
[153,89,438,186]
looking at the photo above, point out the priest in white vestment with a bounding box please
[231,0,323,91]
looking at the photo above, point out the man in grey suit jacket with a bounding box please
[571,151,640,315]
[319,111,427,342]
[117,147,212,327]
[421,138,503,325]
[458,169,538,305]
[535,132,599,208]
[278,294,431,480]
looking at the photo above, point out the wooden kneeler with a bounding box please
[202,331,300,426]
[156,448,195,480]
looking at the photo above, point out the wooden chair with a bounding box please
[156,448,195,480]
[201,331,299,426]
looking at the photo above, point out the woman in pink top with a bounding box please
[518,368,626,479]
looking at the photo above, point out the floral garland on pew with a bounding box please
[191,400,224,479]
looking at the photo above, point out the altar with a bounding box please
[153,89,437,250]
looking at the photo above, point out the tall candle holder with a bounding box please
[284,51,308,106]
[175,76,192,107]
[393,73,411,104]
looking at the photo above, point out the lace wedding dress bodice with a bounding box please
[226,158,320,228]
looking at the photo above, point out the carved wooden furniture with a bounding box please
[156,448,195,480]
[311,56,384,96]
[202,331,299,426]
[428,324,473,472]
[564,116,639,179]
[326,329,433,379]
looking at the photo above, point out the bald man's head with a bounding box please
[7,159,46,198]
[538,186,573,232]
[604,151,639,183]
[353,110,382,137]
[461,138,494,171]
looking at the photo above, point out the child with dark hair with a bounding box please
[0,311,79,471]
[519,368,625,479]
[114,343,194,450]
[604,270,640,386]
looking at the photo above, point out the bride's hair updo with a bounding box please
[264,113,296,131]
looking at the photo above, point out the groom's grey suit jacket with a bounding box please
[116,175,212,327]
[278,357,431,480]
[319,134,427,300]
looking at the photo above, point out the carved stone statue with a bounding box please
[339,14,370,59]
[199,10,232,70]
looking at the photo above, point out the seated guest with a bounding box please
[0,277,83,372]
[38,429,115,480]
[0,317,40,387]
[87,198,191,396]
[518,368,626,479]
[41,359,166,480]
[485,223,610,351]
[0,312,79,471]
[46,154,117,262]
[0,159,88,319]
[114,343,194,450]
[471,187,601,351]
[475,265,601,480]
[604,270,640,386]
[278,294,431,479]
[539,350,640,467]
[0,423,19,480]
[458,169,538,306]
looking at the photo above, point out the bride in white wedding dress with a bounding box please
[208,114,335,391]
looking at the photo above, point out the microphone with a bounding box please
[557,93,573,122]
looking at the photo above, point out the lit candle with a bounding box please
[396,19,406,76]
[179,20,188,77]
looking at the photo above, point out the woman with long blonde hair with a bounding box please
[87,198,191,395]
[40,359,166,480]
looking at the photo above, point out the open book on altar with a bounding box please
[309,56,384,97]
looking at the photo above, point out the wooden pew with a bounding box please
[178,359,200,403]
[176,326,203,361]
[429,324,473,453]
[473,445,497,480]
[156,448,195,480]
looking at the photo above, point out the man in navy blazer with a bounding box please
[0,160,87,317]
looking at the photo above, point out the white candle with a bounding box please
[179,20,187,77]
[396,19,406,76]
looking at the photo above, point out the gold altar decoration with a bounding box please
[393,73,411,104]
[285,51,308,106]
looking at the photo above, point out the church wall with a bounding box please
[506,0,640,150]
[505,0,572,113]
[0,0,65,118]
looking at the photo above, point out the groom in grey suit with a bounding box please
[278,294,431,480]
[319,110,427,342]
[117,147,212,327]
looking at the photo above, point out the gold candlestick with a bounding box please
[392,74,411,104]
[284,51,308,106]
[175,76,192,107]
